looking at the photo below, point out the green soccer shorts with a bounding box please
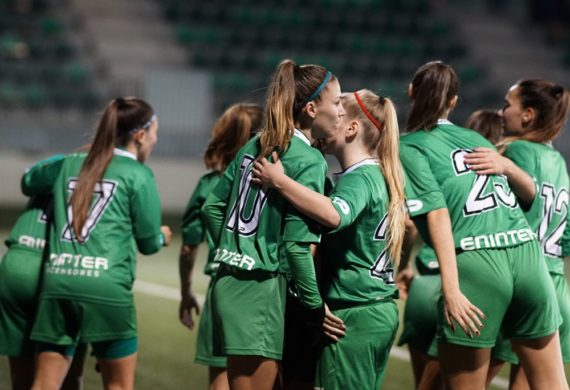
[195,279,227,367]
[0,247,43,356]
[398,274,440,357]
[438,241,561,349]
[315,300,399,390]
[211,266,287,360]
[31,298,137,346]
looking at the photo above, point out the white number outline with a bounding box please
[450,148,518,216]
[538,183,568,257]
[226,155,270,237]
[62,178,118,242]
[370,213,394,285]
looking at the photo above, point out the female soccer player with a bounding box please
[201,59,346,390]
[251,89,406,389]
[0,171,87,390]
[397,108,506,390]
[465,79,570,389]
[179,103,262,390]
[400,61,566,389]
[21,97,171,390]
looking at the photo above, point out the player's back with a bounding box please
[45,150,161,304]
[401,120,531,251]
[213,130,327,273]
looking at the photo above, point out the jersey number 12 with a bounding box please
[538,184,568,257]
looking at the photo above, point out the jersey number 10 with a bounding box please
[226,155,269,236]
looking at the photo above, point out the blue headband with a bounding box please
[306,71,332,102]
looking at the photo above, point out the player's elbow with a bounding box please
[136,236,162,255]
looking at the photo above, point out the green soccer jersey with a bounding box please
[7,154,66,252]
[400,120,532,251]
[210,130,327,273]
[504,140,570,274]
[321,160,398,305]
[181,171,221,275]
[5,195,52,253]
[416,243,440,275]
[21,149,163,305]
[563,224,570,258]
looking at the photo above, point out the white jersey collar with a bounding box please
[437,118,454,126]
[334,158,378,180]
[294,128,311,146]
[114,148,137,160]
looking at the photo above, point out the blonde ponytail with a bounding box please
[346,90,406,265]
[377,97,406,266]
[259,60,296,158]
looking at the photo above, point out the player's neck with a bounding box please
[335,145,374,170]
[297,127,314,144]
[124,142,138,158]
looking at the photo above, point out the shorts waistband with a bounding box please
[327,296,395,311]
[217,264,280,279]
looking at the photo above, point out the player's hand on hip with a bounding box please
[443,289,485,338]
[396,267,415,300]
[323,304,346,342]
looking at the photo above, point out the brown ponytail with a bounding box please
[406,61,459,132]
[259,59,335,157]
[204,103,263,172]
[70,97,154,241]
[342,90,406,265]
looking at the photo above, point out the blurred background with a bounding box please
[1,0,570,217]
[0,0,569,387]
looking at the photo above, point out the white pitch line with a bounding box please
[134,279,508,389]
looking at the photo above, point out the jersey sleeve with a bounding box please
[504,142,538,180]
[181,175,211,246]
[328,172,370,232]
[504,142,539,210]
[282,157,327,243]
[130,168,163,255]
[211,151,239,203]
[400,143,446,217]
[21,154,65,196]
[203,157,238,245]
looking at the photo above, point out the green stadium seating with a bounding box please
[0,0,100,109]
[157,0,489,114]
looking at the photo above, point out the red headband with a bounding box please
[354,91,382,130]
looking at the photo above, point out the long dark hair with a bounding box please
[259,59,336,157]
[204,103,263,172]
[70,97,154,241]
[406,61,459,132]
[502,79,570,146]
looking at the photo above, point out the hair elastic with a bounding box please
[306,71,333,102]
[354,91,382,130]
